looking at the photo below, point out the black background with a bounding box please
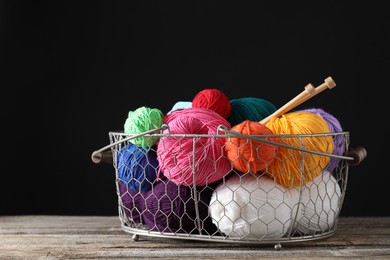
[0,1,388,216]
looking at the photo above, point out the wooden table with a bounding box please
[1,215,390,259]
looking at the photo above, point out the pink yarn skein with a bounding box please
[157,107,232,186]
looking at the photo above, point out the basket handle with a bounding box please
[91,124,169,164]
[220,126,366,163]
[345,146,367,166]
[91,150,113,164]
[92,128,367,167]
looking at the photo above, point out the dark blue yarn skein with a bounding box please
[227,97,277,126]
[117,143,160,192]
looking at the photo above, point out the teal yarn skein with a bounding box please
[227,97,278,126]
[124,106,164,149]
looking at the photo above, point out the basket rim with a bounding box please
[108,130,351,138]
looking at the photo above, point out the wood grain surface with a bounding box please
[1,215,390,259]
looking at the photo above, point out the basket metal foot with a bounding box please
[132,234,139,242]
[274,243,282,250]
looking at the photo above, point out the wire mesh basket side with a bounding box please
[108,131,350,244]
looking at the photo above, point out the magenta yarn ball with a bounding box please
[157,107,232,186]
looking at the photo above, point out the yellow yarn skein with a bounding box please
[264,111,334,188]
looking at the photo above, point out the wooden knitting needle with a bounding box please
[260,76,336,125]
[298,76,336,105]
[259,83,315,125]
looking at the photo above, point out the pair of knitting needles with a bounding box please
[259,76,336,125]
[256,76,367,166]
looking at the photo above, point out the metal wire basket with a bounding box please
[91,124,366,250]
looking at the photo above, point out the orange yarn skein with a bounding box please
[225,120,278,173]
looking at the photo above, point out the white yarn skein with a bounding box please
[209,173,298,239]
[296,171,342,234]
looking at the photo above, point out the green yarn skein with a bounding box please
[124,106,164,149]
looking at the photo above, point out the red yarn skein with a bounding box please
[225,120,277,173]
[192,88,231,119]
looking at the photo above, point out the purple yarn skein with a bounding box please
[301,108,346,172]
[143,178,218,235]
[118,181,147,224]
